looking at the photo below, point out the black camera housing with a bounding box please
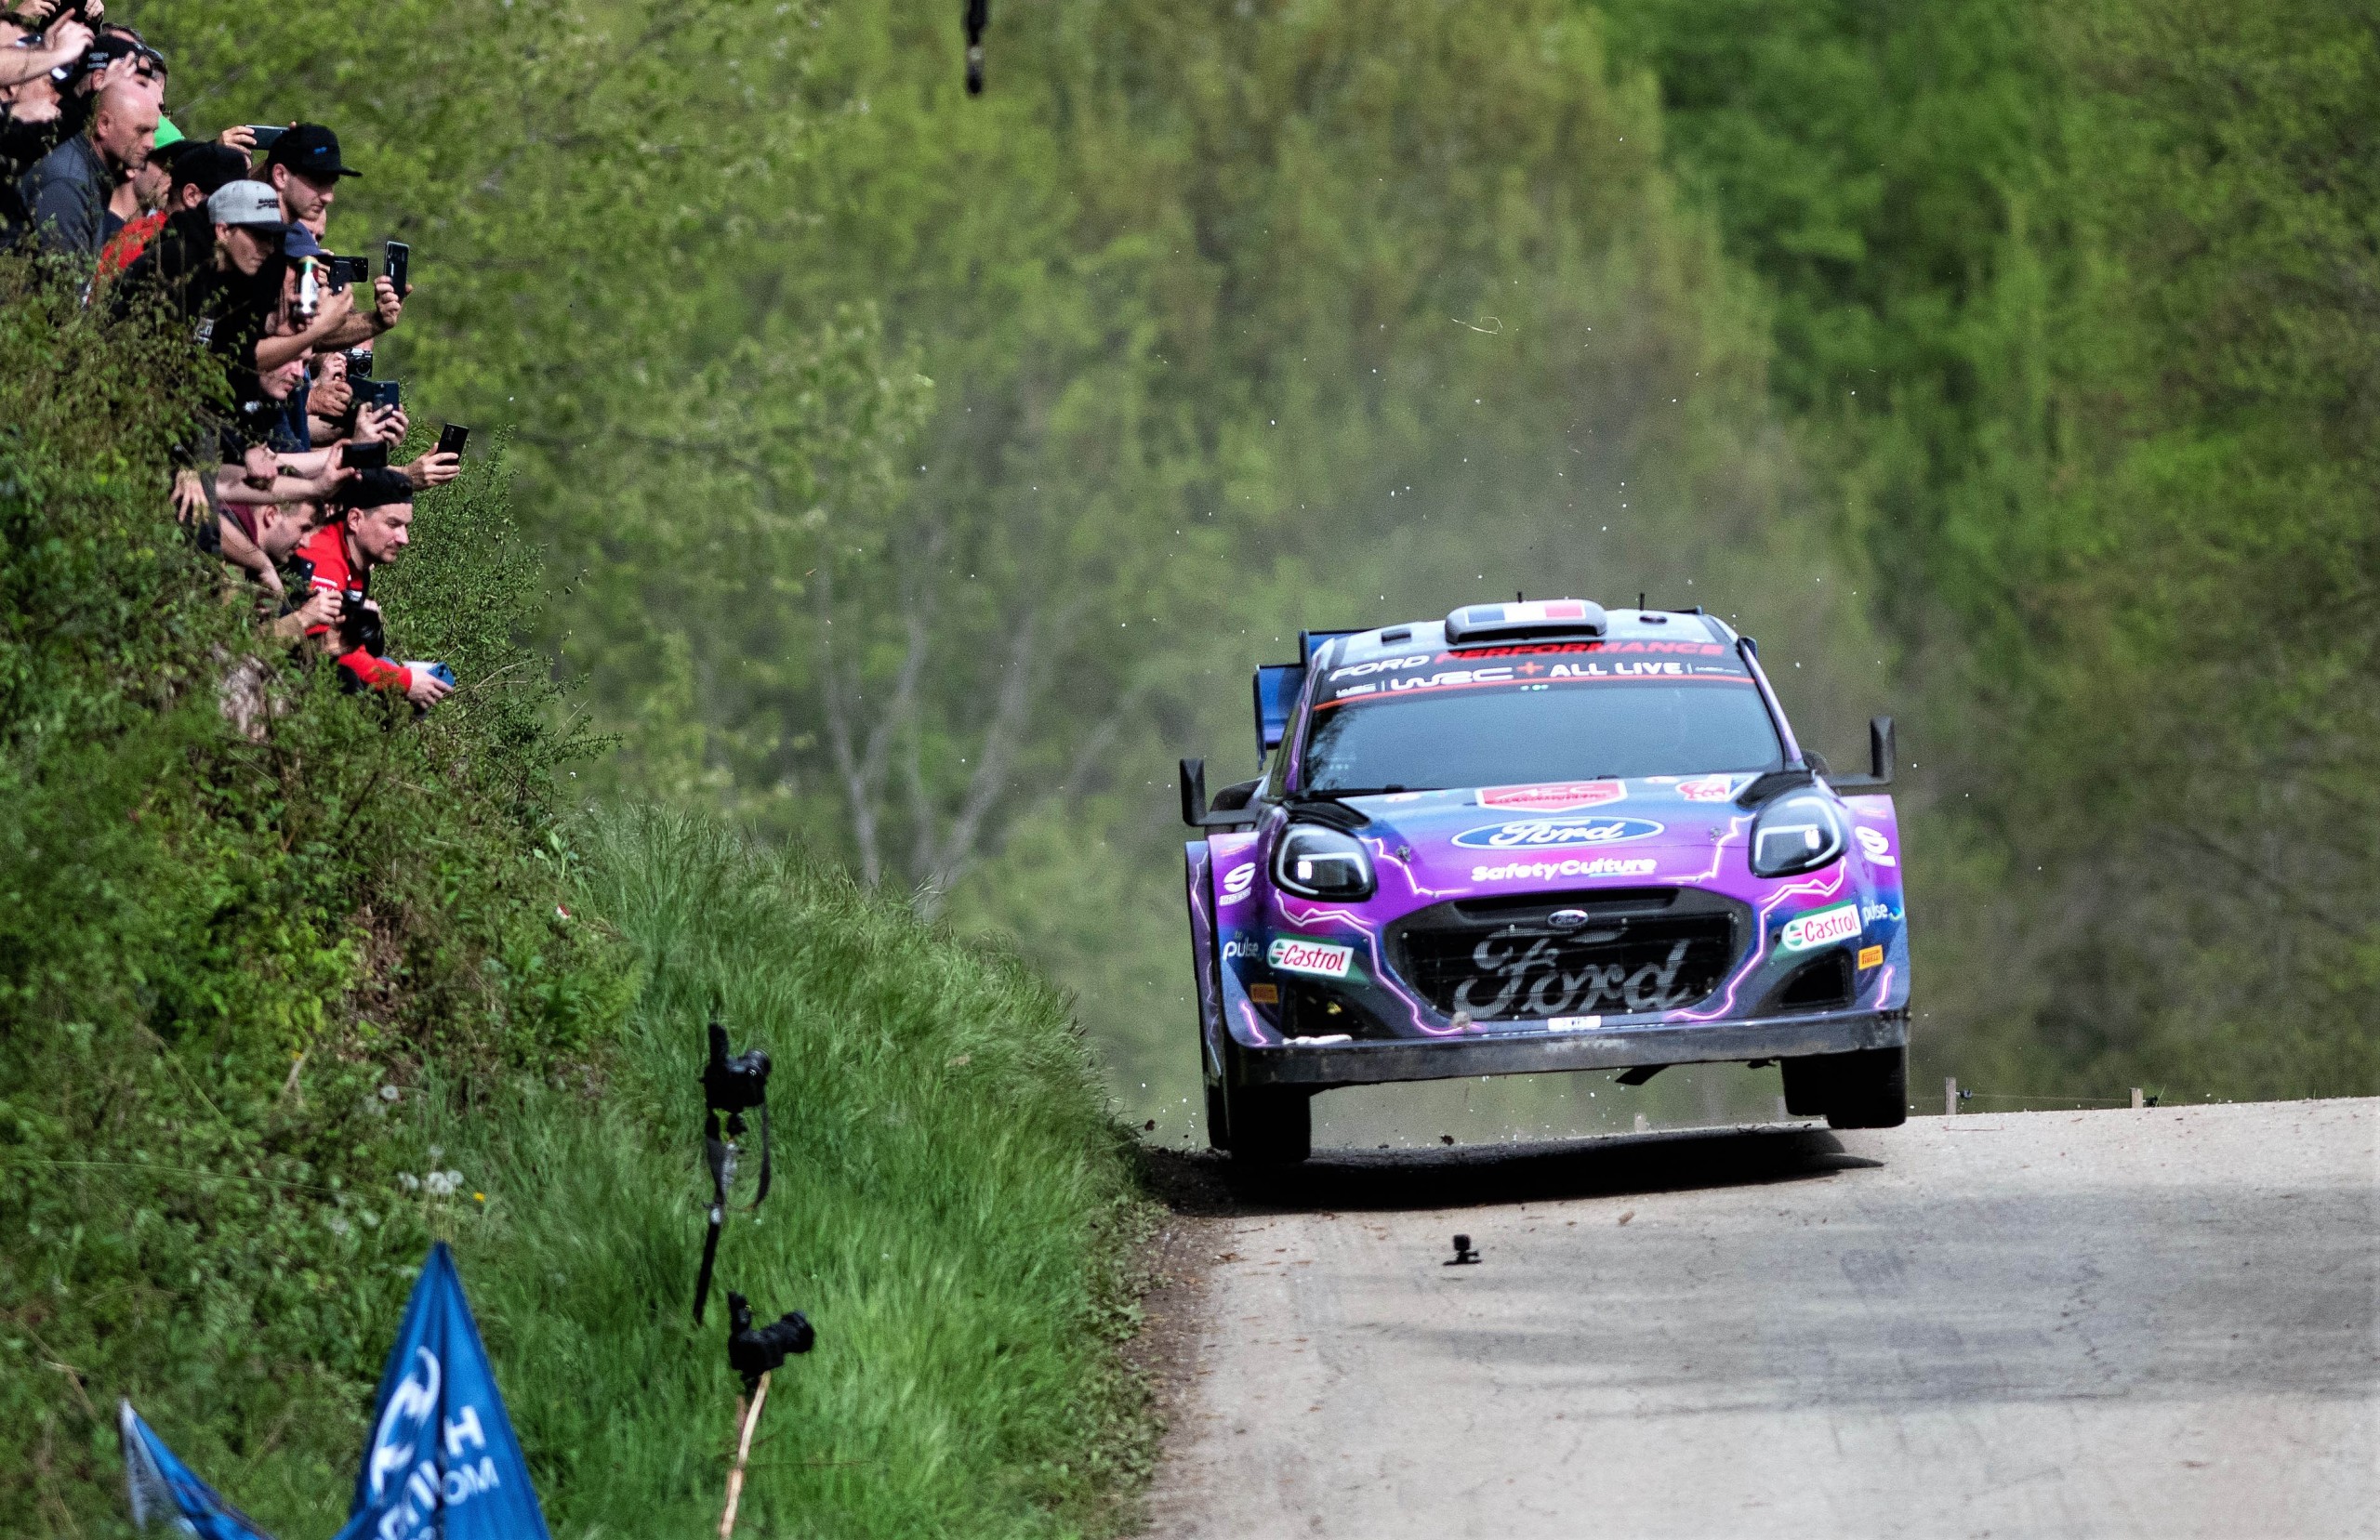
[337,590,386,656]
[702,1020,772,1128]
[725,1292,815,1392]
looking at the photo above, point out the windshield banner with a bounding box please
[1316,640,1748,708]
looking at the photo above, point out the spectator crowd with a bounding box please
[3,0,460,711]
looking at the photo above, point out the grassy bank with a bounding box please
[0,273,1152,1536]
[392,808,1156,1537]
[7,809,1152,1536]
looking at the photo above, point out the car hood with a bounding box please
[1329,775,1760,899]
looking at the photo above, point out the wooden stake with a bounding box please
[720,1372,770,1538]
[1945,1076,1958,1117]
[2131,1087,2145,1110]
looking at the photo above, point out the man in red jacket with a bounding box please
[295,469,451,707]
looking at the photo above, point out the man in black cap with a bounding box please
[259,122,403,347]
[295,467,453,706]
[260,123,353,232]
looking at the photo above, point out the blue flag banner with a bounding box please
[118,1400,279,1540]
[335,1242,552,1540]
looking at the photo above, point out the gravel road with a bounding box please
[1144,1098,2378,1539]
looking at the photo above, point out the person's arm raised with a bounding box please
[0,17,91,87]
[252,284,356,372]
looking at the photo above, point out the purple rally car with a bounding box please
[1179,599,1910,1163]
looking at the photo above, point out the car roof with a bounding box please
[1320,609,1739,670]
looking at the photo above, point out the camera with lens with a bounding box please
[702,1020,771,1130]
[337,589,386,656]
[56,29,165,87]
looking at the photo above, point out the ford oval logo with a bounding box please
[1546,909,1592,930]
[1451,816,1665,850]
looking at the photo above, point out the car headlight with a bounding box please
[1273,823,1377,901]
[1750,790,1847,877]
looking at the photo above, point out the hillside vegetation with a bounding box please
[1601,0,2380,1096]
[0,283,1145,1535]
[133,0,2379,1117]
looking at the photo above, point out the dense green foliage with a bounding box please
[130,0,2377,1117]
[1601,0,2380,1098]
[0,265,614,1524]
[7,0,2375,1525]
[0,274,1144,1533]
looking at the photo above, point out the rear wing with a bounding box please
[1251,629,1359,765]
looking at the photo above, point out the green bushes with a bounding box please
[0,261,616,1528]
[0,265,1147,1535]
[1602,0,2380,1099]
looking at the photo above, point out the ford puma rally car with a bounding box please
[1179,599,1910,1163]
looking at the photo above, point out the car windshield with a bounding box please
[1299,682,1784,791]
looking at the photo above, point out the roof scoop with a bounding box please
[1444,599,1608,648]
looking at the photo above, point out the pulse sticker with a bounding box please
[1477,780,1625,812]
[1268,938,1355,978]
[1780,903,1862,952]
[1219,862,1257,902]
[1858,945,1884,970]
[1452,816,1665,850]
[1856,827,1897,866]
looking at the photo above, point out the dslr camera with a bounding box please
[337,589,386,656]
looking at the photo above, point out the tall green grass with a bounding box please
[410,808,1155,1537]
[6,808,1150,1537]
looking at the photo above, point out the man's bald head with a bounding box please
[89,83,158,177]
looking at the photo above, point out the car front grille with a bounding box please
[1387,888,1744,1021]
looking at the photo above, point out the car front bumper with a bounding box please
[1229,1006,1908,1089]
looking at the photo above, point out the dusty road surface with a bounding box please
[1144,1098,2378,1539]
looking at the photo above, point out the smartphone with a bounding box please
[352,378,402,412]
[340,440,389,470]
[245,125,287,151]
[325,255,370,290]
[435,424,469,460]
[384,241,410,296]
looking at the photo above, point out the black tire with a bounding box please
[1780,1046,1908,1129]
[1223,1084,1313,1164]
[1204,1079,1234,1153]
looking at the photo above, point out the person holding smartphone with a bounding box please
[260,123,403,346]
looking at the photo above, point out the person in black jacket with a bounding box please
[0,9,92,242]
[17,77,155,256]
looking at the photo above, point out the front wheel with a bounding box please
[1780,1046,1908,1129]
[1220,1083,1313,1164]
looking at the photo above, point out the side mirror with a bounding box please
[1180,757,1210,826]
[1830,716,1897,789]
[1181,757,1260,829]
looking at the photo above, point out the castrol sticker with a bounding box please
[1267,938,1355,979]
[1780,902,1861,953]
[1477,780,1625,812]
